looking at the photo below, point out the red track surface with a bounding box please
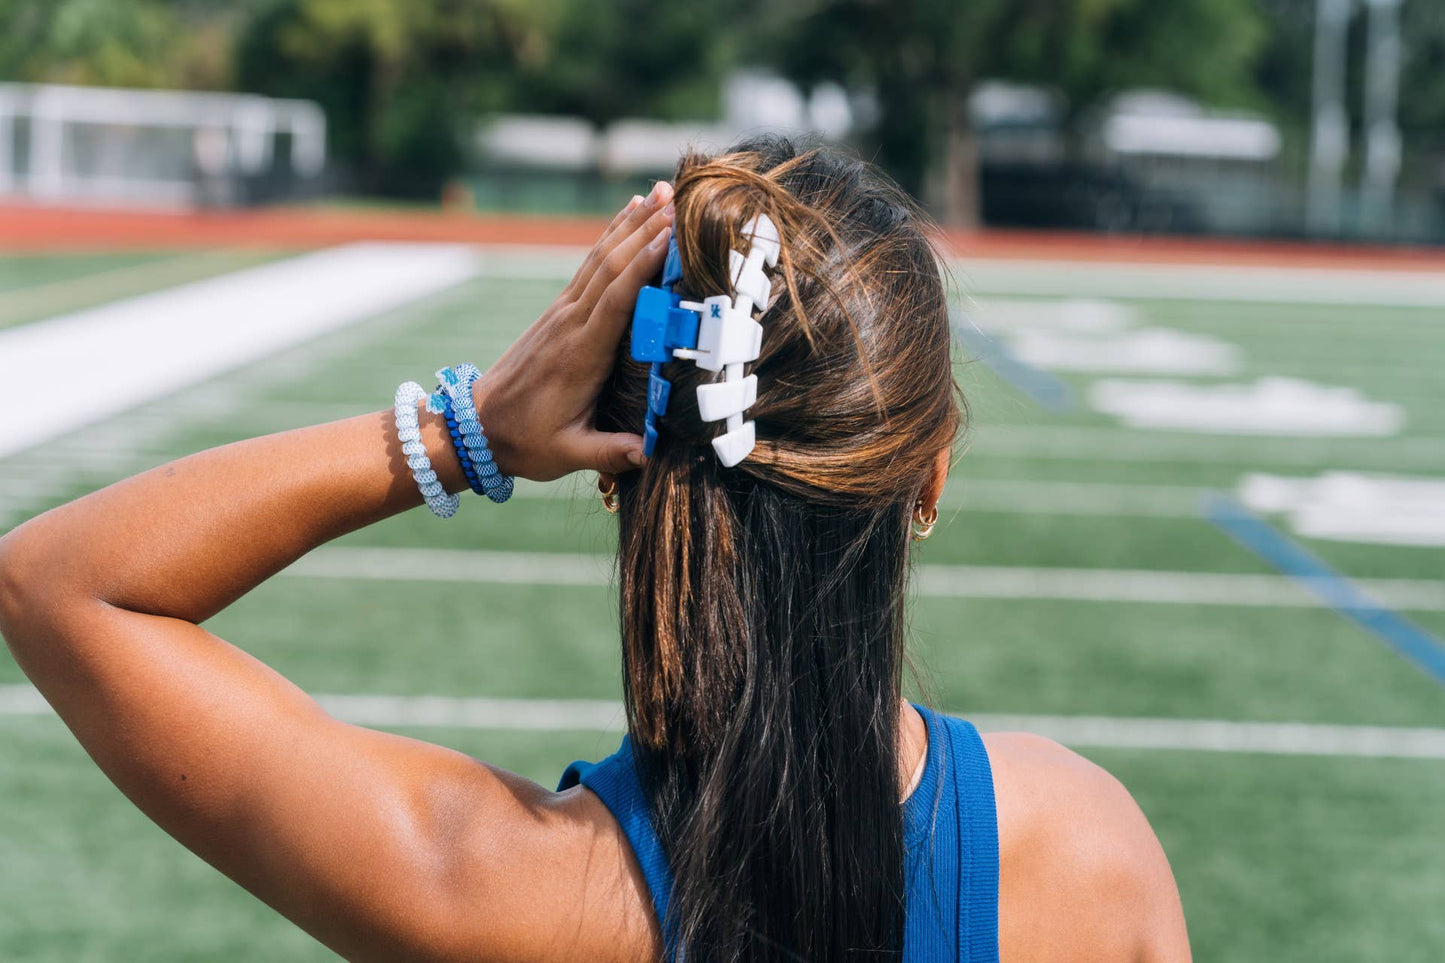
[3,202,1444,272]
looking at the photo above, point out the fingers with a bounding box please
[564,182,672,301]
[562,196,640,297]
[606,195,644,238]
[574,200,674,324]
[582,225,673,353]
[565,428,646,474]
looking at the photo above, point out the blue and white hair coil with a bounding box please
[629,213,782,467]
[429,363,514,504]
[437,390,488,497]
[394,380,460,519]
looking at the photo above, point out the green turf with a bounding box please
[3,252,1445,960]
[966,294,1445,434]
[911,597,1445,726]
[0,249,292,330]
[1101,748,1445,963]
[0,252,175,293]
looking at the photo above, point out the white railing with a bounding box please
[0,83,326,208]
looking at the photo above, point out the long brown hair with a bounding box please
[597,136,962,961]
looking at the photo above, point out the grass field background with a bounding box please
[1,244,1444,960]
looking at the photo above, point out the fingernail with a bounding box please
[645,181,666,207]
[650,228,671,250]
[628,448,646,467]
[661,201,675,222]
[627,194,642,211]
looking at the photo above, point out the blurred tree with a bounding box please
[1397,1,1445,176]
[514,0,735,128]
[0,0,268,89]
[0,0,182,87]
[235,0,548,197]
[1257,0,1445,184]
[766,0,1268,227]
[1252,0,1315,128]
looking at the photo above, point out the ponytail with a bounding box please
[599,136,960,961]
[616,460,910,960]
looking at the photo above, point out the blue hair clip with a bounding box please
[630,233,700,456]
[629,217,781,465]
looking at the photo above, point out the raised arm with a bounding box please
[0,184,674,961]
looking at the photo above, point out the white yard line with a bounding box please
[952,258,1445,307]
[317,693,627,731]
[473,247,586,281]
[963,713,1445,760]
[283,546,1445,612]
[0,251,259,320]
[0,243,480,460]
[943,479,1208,517]
[468,245,1445,308]
[289,547,613,586]
[513,476,1211,518]
[0,448,1214,520]
[1,461,1207,518]
[971,425,1445,470]
[2,683,1441,759]
[464,245,1445,308]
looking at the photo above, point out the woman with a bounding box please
[0,139,1189,961]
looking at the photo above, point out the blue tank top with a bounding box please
[558,705,999,961]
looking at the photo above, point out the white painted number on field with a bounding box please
[1089,377,1404,437]
[1240,471,1445,547]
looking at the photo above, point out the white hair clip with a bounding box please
[630,213,782,467]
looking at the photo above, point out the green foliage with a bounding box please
[235,0,546,197]
[1004,0,1268,116]
[765,0,1269,200]
[512,0,735,126]
[1251,0,1315,125]
[0,0,182,86]
[1397,1,1445,152]
[373,79,468,193]
[0,0,272,89]
[1253,0,1445,178]
[13,0,1444,210]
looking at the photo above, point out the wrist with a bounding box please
[469,377,518,480]
[415,400,471,496]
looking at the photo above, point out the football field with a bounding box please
[2,242,1444,961]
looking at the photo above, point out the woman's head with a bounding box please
[605,137,959,505]
[596,135,963,961]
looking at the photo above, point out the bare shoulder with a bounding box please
[434,762,659,963]
[982,732,1191,963]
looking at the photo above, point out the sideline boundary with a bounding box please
[4,684,1444,760]
[282,546,1445,611]
[1207,494,1445,687]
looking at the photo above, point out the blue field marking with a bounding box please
[1205,493,1445,688]
[950,309,1075,412]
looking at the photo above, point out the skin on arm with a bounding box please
[0,184,677,962]
[987,732,1192,962]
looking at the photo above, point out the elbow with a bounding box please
[0,520,50,648]
[0,527,24,630]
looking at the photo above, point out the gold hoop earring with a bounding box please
[911,502,938,541]
[598,477,619,514]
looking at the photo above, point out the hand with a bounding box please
[473,182,675,481]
